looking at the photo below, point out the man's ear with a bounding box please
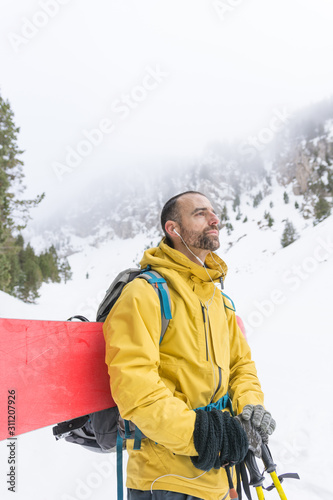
[165,220,179,238]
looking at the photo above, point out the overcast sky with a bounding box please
[1,0,333,210]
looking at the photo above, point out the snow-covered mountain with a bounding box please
[1,108,332,500]
[23,116,333,260]
[0,207,332,499]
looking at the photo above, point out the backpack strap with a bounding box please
[138,268,172,344]
[115,269,172,500]
[66,315,90,322]
[116,431,124,500]
[221,291,236,312]
[53,415,90,438]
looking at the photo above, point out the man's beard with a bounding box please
[179,225,220,251]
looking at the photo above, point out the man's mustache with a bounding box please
[204,226,219,234]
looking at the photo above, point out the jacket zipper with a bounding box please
[201,303,223,403]
[201,304,209,361]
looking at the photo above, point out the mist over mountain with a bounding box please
[24,98,333,257]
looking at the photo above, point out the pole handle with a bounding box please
[261,444,276,473]
[245,451,265,487]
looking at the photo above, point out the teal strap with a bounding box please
[142,271,172,320]
[195,393,233,413]
[221,291,236,312]
[133,425,142,450]
[124,420,131,439]
[116,431,124,500]
[117,426,142,500]
[157,282,172,320]
[138,269,172,344]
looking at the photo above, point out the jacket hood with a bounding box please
[140,238,228,284]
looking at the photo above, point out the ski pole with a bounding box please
[245,451,266,500]
[225,466,238,499]
[261,444,287,500]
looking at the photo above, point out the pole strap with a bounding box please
[265,471,300,493]
[116,431,124,500]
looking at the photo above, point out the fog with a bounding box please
[1,0,333,212]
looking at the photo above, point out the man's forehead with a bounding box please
[178,193,214,212]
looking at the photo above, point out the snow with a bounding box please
[0,216,333,500]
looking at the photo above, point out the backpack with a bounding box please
[52,266,172,453]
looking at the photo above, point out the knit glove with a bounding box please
[240,405,276,435]
[235,405,276,458]
[191,409,249,471]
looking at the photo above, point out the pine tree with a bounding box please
[225,222,234,235]
[221,204,229,221]
[232,194,240,212]
[0,94,44,236]
[253,191,263,208]
[235,208,242,221]
[59,258,72,284]
[314,196,331,224]
[38,245,61,283]
[16,243,43,303]
[283,191,289,204]
[0,93,44,294]
[0,93,70,302]
[281,220,298,248]
[264,211,274,228]
[0,254,11,291]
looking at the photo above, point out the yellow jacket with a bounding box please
[104,240,264,500]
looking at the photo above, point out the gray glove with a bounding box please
[235,405,276,458]
[241,404,276,435]
[234,416,262,457]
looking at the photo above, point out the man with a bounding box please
[104,191,275,500]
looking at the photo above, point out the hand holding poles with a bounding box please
[244,444,300,500]
[244,449,266,500]
[235,404,276,458]
[261,444,291,500]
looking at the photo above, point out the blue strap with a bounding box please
[141,271,172,320]
[221,291,236,312]
[124,420,131,439]
[133,425,142,450]
[116,431,124,500]
[195,393,233,413]
[156,282,172,320]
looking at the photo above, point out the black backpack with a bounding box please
[52,266,172,453]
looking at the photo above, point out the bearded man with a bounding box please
[104,191,275,500]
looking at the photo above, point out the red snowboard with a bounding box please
[0,318,115,441]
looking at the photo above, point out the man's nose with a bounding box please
[208,212,220,226]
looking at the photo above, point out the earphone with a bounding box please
[172,228,205,267]
[170,226,218,399]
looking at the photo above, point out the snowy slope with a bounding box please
[0,217,332,500]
